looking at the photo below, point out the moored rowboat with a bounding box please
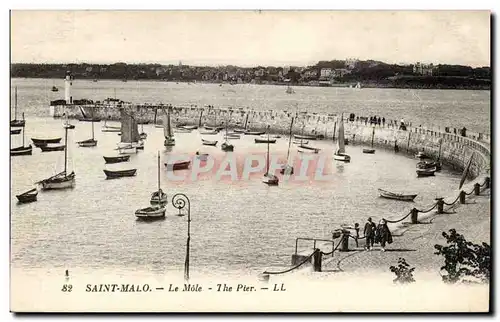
[16,188,38,203]
[103,169,137,179]
[10,129,21,135]
[135,205,166,219]
[39,144,65,152]
[378,188,417,201]
[165,161,191,171]
[32,138,62,146]
[416,166,437,177]
[202,139,218,146]
[103,155,130,164]
[255,138,276,144]
[294,134,317,141]
[10,145,33,156]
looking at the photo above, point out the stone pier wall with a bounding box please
[52,103,490,178]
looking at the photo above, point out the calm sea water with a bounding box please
[10,78,488,277]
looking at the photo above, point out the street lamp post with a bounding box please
[171,193,191,282]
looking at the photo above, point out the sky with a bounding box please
[10,10,491,67]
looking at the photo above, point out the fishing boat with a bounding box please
[39,144,65,152]
[294,134,317,141]
[51,86,59,92]
[245,130,266,136]
[333,114,351,162]
[31,137,62,146]
[416,167,437,177]
[165,160,191,171]
[135,205,166,220]
[280,117,295,175]
[221,121,234,151]
[255,137,276,144]
[103,169,137,179]
[16,188,38,203]
[195,152,209,161]
[11,128,33,156]
[11,129,21,135]
[363,126,376,154]
[298,144,320,153]
[117,110,140,154]
[378,188,417,201]
[103,155,130,164]
[10,87,25,127]
[163,107,176,146]
[150,152,168,205]
[417,161,440,170]
[37,127,75,190]
[262,126,279,186]
[202,139,218,146]
[77,111,98,147]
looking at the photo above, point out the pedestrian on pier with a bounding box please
[363,217,376,251]
[382,117,385,127]
[353,223,360,247]
[377,117,381,126]
[375,219,393,252]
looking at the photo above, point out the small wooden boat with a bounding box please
[416,166,437,177]
[40,144,65,152]
[255,138,276,144]
[333,114,351,162]
[118,145,137,155]
[415,151,430,159]
[63,123,75,129]
[363,148,375,154]
[16,188,38,203]
[150,152,168,205]
[260,134,281,139]
[77,138,98,147]
[333,153,350,161]
[165,161,191,171]
[299,144,320,152]
[199,130,219,135]
[164,137,175,146]
[224,134,241,140]
[135,205,166,220]
[103,155,130,164]
[417,161,439,169]
[78,117,101,122]
[378,188,417,201]
[262,173,279,185]
[10,129,21,135]
[32,138,62,146]
[293,139,308,145]
[174,128,192,133]
[102,124,121,132]
[294,134,317,141]
[51,86,59,92]
[10,145,33,156]
[279,164,294,175]
[103,169,137,179]
[38,171,75,190]
[233,128,246,133]
[245,131,266,136]
[195,152,209,161]
[202,139,218,146]
[182,125,198,130]
[221,142,234,151]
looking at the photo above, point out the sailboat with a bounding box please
[164,107,175,146]
[10,87,25,128]
[117,110,138,154]
[333,114,351,162]
[102,110,121,132]
[63,111,75,129]
[37,127,76,190]
[280,117,294,175]
[262,126,279,185]
[77,111,98,147]
[150,152,168,205]
[221,121,234,152]
[10,127,32,156]
[363,126,376,154]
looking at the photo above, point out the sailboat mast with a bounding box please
[371,126,375,148]
[22,126,25,146]
[64,127,68,174]
[157,151,160,192]
[91,106,95,140]
[266,126,270,173]
[286,117,294,162]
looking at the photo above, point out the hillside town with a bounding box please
[11,58,491,89]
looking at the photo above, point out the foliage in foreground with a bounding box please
[390,258,416,284]
[434,229,491,284]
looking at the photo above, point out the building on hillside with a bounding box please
[345,58,358,69]
[331,68,351,78]
[320,68,332,80]
[302,69,318,79]
[413,62,434,76]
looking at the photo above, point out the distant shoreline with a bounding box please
[12,76,491,91]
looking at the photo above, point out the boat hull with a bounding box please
[164,138,176,146]
[135,206,166,219]
[333,153,351,162]
[363,148,376,154]
[39,145,65,152]
[102,126,121,132]
[165,161,191,171]
[63,124,75,129]
[378,189,417,201]
[245,131,265,136]
[103,155,130,164]
[221,143,234,151]
[294,134,317,141]
[10,120,25,128]
[32,138,62,145]
[202,140,217,146]
[10,129,21,135]
[40,173,76,190]
[103,169,137,179]
[279,165,294,175]
[16,188,38,203]
[416,169,436,177]
[255,139,276,144]
[262,174,279,185]
[77,139,98,147]
[10,145,33,156]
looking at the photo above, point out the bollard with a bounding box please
[339,231,350,252]
[485,177,490,189]
[459,191,466,204]
[474,183,480,196]
[410,208,418,224]
[435,198,444,214]
[312,249,322,272]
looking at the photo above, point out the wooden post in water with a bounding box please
[410,208,418,224]
[459,191,466,204]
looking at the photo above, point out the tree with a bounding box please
[434,229,490,284]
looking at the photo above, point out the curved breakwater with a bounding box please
[52,103,490,180]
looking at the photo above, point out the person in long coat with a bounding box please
[363,217,376,250]
[375,218,393,252]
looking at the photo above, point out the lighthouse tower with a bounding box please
[64,71,72,104]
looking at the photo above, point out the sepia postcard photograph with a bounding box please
[7,7,492,313]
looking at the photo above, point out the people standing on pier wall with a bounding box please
[460,127,467,137]
[375,219,393,252]
[364,217,376,251]
[382,117,385,126]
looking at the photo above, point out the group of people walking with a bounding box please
[349,217,393,251]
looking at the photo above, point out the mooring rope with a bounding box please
[263,249,318,275]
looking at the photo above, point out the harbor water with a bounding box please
[10,78,490,278]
